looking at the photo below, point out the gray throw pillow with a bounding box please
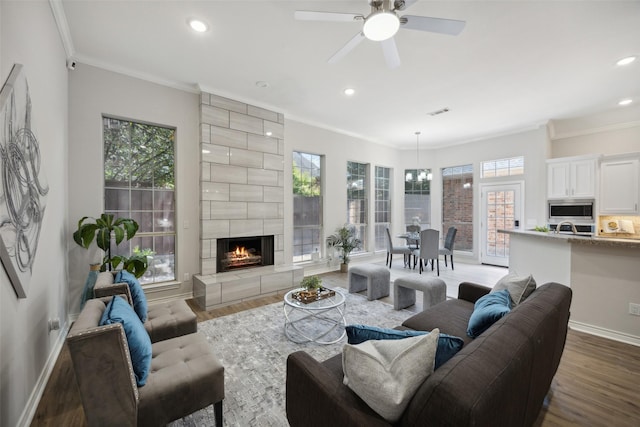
[342,329,439,423]
[491,273,536,306]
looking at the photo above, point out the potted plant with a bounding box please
[300,275,322,292]
[327,224,362,273]
[73,213,148,278]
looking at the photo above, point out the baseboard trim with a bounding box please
[147,291,193,305]
[17,320,71,427]
[569,320,640,347]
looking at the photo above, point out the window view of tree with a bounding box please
[293,152,322,262]
[347,161,368,252]
[374,166,392,251]
[103,117,176,284]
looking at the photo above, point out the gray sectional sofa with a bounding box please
[286,281,572,426]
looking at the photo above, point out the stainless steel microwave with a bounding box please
[548,200,594,221]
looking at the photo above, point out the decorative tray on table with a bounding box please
[292,287,336,304]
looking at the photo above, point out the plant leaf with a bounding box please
[95,228,111,251]
[113,227,125,245]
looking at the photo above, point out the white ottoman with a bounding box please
[348,264,390,300]
[393,276,446,310]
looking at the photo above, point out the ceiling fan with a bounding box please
[295,0,465,69]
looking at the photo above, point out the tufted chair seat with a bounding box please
[67,299,224,427]
[93,272,197,343]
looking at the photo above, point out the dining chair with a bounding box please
[385,227,413,269]
[412,229,440,275]
[439,226,457,270]
[405,224,421,249]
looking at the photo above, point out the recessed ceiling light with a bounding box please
[616,56,636,66]
[618,99,633,106]
[344,88,355,96]
[188,19,208,33]
[202,149,211,154]
[255,81,270,88]
[265,131,273,137]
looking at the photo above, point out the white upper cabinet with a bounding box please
[599,155,640,215]
[547,157,597,199]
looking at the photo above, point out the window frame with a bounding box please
[102,115,177,285]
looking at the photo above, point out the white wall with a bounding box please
[550,105,640,158]
[68,65,200,309]
[398,127,550,261]
[284,120,402,262]
[0,2,69,426]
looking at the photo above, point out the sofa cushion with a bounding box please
[401,298,476,346]
[467,289,512,338]
[491,273,536,306]
[100,296,152,386]
[346,324,464,369]
[342,330,439,423]
[115,270,148,322]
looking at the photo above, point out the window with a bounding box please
[347,161,368,252]
[404,169,431,228]
[103,117,176,284]
[292,152,322,262]
[374,166,392,251]
[482,156,524,178]
[442,164,473,252]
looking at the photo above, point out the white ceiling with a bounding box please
[58,0,640,149]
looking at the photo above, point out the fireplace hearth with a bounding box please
[216,235,274,273]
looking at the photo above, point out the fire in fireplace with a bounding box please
[216,235,274,273]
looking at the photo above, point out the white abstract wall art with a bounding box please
[0,64,49,298]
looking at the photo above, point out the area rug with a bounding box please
[169,288,415,427]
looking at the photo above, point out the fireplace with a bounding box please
[216,235,274,273]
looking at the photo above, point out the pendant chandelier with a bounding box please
[405,131,430,182]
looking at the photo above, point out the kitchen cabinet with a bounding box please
[599,155,639,214]
[547,157,597,199]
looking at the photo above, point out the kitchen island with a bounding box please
[499,229,640,346]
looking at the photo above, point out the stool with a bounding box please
[348,264,390,300]
[393,276,446,310]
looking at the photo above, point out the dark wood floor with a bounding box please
[31,271,640,426]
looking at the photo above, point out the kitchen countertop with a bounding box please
[498,229,640,249]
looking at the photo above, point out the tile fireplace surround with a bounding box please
[193,92,302,310]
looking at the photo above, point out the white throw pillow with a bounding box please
[491,273,536,306]
[342,329,440,423]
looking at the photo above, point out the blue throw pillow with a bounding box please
[115,270,148,323]
[346,324,464,369]
[100,296,152,387]
[467,289,512,338]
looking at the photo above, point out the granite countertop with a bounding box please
[498,229,640,249]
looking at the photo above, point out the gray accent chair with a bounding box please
[93,272,197,343]
[385,228,412,268]
[412,229,440,276]
[67,299,224,427]
[439,226,457,270]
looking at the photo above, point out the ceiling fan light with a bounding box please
[363,12,399,41]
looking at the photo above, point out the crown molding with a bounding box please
[49,0,75,58]
[549,120,640,141]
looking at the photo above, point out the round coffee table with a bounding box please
[283,288,346,344]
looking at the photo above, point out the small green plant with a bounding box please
[534,225,550,233]
[73,213,148,278]
[133,246,156,257]
[301,275,322,290]
[326,224,362,265]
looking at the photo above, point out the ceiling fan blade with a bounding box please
[328,32,366,64]
[401,15,466,36]
[295,10,361,22]
[381,37,401,69]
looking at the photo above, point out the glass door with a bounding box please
[480,183,522,267]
